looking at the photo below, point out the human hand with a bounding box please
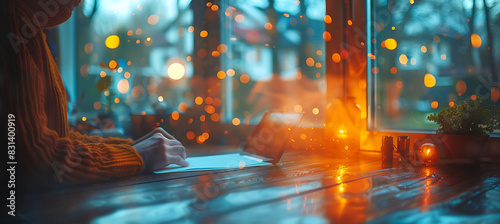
[131,127,176,146]
[132,132,189,172]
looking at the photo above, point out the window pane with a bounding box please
[371,0,500,131]
[220,0,327,126]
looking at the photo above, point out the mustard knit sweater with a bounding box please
[2,0,144,183]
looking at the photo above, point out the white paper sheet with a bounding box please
[153,153,271,174]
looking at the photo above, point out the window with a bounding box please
[369,0,500,132]
[63,0,327,145]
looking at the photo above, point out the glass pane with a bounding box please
[220,0,327,126]
[371,0,500,131]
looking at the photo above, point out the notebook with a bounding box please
[154,112,304,174]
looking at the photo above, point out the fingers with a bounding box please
[168,145,187,159]
[168,155,189,167]
[131,127,176,146]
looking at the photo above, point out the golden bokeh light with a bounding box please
[440,54,447,60]
[421,46,427,53]
[431,101,438,109]
[324,15,332,24]
[211,5,219,11]
[217,44,228,53]
[323,31,331,41]
[109,60,117,69]
[105,35,120,49]
[227,69,235,76]
[172,111,179,120]
[167,63,185,80]
[384,38,397,50]
[178,102,188,112]
[235,14,245,22]
[195,96,203,105]
[158,96,164,102]
[332,53,341,63]
[114,98,120,104]
[424,73,436,88]
[117,79,129,94]
[471,33,482,48]
[312,108,319,115]
[232,118,241,126]
[294,104,303,113]
[449,101,454,107]
[264,23,273,30]
[399,54,408,65]
[306,57,315,67]
[148,14,159,25]
[200,30,208,38]
[124,72,131,79]
[127,30,133,36]
[217,71,226,79]
[100,71,106,77]
[240,74,250,83]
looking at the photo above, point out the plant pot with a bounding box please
[438,133,489,162]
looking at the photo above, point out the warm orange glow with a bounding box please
[195,96,203,105]
[148,15,159,25]
[456,80,467,95]
[136,28,142,35]
[84,43,93,54]
[332,53,341,63]
[109,60,117,69]
[105,35,120,49]
[206,2,212,7]
[127,30,133,36]
[100,71,106,77]
[206,97,214,105]
[347,20,352,25]
[264,23,273,30]
[205,105,215,114]
[178,102,188,112]
[188,26,194,32]
[384,38,397,50]
[217,71,226,79]
[471,33,482,48]
[240,74,250,83]
[471,94,477,100]
[424,73,436,88]
[396,81,403,88]
[200,115,206,122]
[93,101,101,110]
[390,67,397,74]
[213,98,221,107]
[323,31,331,41]
[492,87,500,102]
[399,54,408,65]
[316,50,322,55]
[324,15,332,24]
[212,51,220,57]
[306,58,315,67]
[421,46,427,53]
[217,44,228,53]
[449,101,454,107]
[431,101,438,109]
[114,98,120,104]
[235,15,245,22]
[124,72,131,79]
[117,79,129,94]
[211,5,219,11]
[82,117,87,121]
[171,111,179,120]
[200,30,208,38]
[293,105,303,113]
[211,113,221,122]
[371,67,379,74]
[440,54,447,60]
[232,118,241,126]
[186,131,195,140]
[167,63,185,80]
[283,13,289,17]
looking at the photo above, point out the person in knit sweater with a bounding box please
[1,0,189,184]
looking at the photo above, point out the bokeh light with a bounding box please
[105,35,120,49]
[167,63,185,80]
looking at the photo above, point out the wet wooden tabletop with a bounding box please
[16,151,500,223]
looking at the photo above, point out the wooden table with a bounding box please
[16,151,500,223]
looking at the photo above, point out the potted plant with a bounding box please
[427,98,500,162]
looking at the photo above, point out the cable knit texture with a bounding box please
[2,0,143,183]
